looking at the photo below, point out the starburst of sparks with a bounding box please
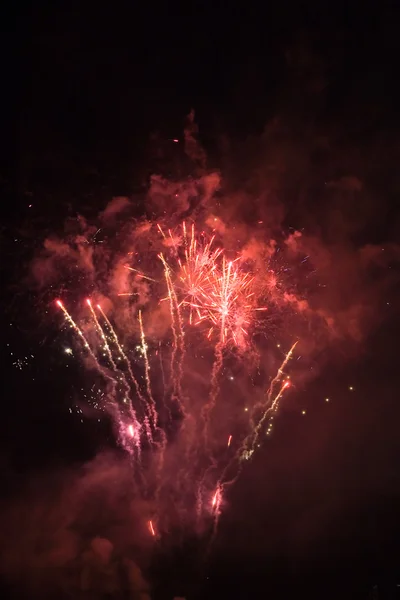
[156,223,269,349]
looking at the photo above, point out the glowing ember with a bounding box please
[148,520,155,536]
[212,490,219,508]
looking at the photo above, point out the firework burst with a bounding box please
[54,218,306,540]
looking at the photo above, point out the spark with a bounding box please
[212,487,221,509]
[148,520,155,537]
[227,434,232,447]
[124,265,157,282]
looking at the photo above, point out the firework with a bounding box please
[55,218,305,540]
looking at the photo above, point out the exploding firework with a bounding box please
[54,218,308,540]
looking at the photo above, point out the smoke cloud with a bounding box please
[0,453,152,598]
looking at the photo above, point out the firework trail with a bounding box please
[137,310,167,487]
[148,520,156,537]
[238,342,298,461]
[56,300,117,388]
[88,300,139,421]
[56,300,94,357]
[138,310,158,427]
[86,299,118,372]
[96,306,149,410]
[157,343,167,404]
[159,254,180,398]
[124,265,157,283]
[58,301,145,452]
[159,252,186,414]
[207,341,298,513]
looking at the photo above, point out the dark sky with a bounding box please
[1,1,400,599]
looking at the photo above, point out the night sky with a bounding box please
[1,2,400,599]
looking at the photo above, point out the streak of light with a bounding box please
[148,520,155,536]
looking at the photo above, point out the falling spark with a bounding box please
[124,265,157,282]
[148,520,155,536]
[212,488,220,508]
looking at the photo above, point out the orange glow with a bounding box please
[148,520,155,536]
[212,489,219,508]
